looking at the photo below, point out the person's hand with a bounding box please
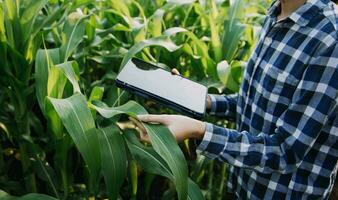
[171,68,212,110]
[130,115,206,143]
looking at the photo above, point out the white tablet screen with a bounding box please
[116,58,207,115]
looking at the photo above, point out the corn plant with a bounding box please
[0,0,67,196]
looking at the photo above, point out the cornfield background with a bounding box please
[0,0,273,199]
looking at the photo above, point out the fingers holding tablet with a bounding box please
[171,68,180,75]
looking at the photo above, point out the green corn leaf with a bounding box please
[124,130,204,200]
[222,20,245,61]
[88,86,104,118]
[0,190,57,200]
[110,0,131,18]
[217,60,244,92]
[98,125,127,200]
[86,14,96,42]
[91,100,148,118]
[55,61,81,93]
[119,27,188,70]
[145,124,188,200]
[20,0,48,25]
[221,0,246,61]
[187,179,205,200]
[47,64,68,99]
[149,9,164,37]
[0,5,5,42]
[20,0,49,44]
[48,93,101,189]
[217,60,231,87]
[119,37,181,70]
[3,0,18,47]
[31,5,66,39]
[3,0,15,21]
[91,100,188,200]
[60,12,86,62]
[47,61,80,100]
[35,48,61,112]
[124,129,172,179]
[129,159,138,198]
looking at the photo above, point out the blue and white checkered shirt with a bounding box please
[197,0,338,199]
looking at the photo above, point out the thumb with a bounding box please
[137,114,168,125]
[171,68,180,75]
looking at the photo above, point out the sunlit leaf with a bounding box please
[49,93,101,188]
[92,100,189,200]
[60,12,86,62]
[98,125,127,200]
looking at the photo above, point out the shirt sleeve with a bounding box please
[198,42,338,174]
[208,93,238,121]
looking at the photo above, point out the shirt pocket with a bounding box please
[260,66,299,114]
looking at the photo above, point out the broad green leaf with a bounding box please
[48,93,101,188]
[92,100,188,200]
[149,9,164,37]
[222,20,245,61]
[129,159,138,198]
[35,50,77,139]
[20,0,48,24]
[144,124,188,200]
[88,86,104,118]
[35,48,61,112]
[60,12,86,62]
[91,100,148,118]
[47,65,67,98]
[47,61,80,98]
[31,5,66,39]
[0,190,57,200]
[217,60,231,87]
[166,27,217,78]
[20,0,49,44]
[221,0,246,61]
[55,61,81,93]
[4,0,15,21]
[120,27,189,70]
[98,125,127,200]
[31,156,60,199]
[209,13,221,63]
[124,129,172,179]
[86,14,96,42]
[120,37,181,70]
[0,5,5,42]
[203,0,221,63]
[187,179,204,200]
[110,0,131,18]
[124,130,204,200]
[217,60,244,92]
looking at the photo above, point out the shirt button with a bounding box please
[265,37,272,45]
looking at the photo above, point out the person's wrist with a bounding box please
[192,120,205,140]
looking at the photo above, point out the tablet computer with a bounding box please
[115,58,207,119]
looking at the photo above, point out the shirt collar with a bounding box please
[267,0,329,26]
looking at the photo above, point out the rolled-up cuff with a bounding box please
[208,94,218,115]
[196,122,231,160]
[196,123,214,152]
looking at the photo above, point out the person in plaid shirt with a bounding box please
[135,0,338,199]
